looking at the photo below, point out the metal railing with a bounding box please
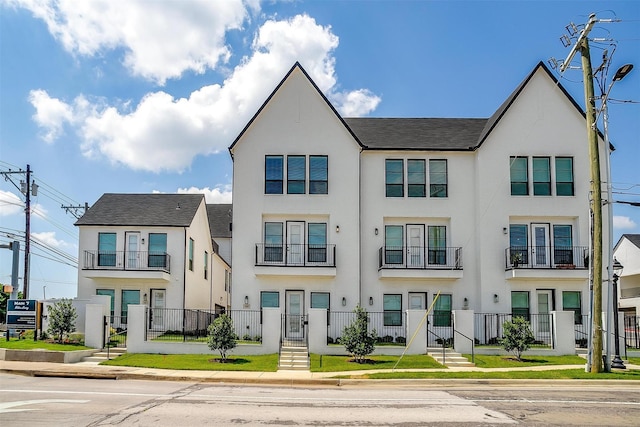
[145,309,262,342]
[474,313,553,347]
[379,246,462,270]
[505,246,588,270]
[574,314,589,348]
[327,311,407,346]
[255,243,336,267]
[281,314,308,347]
[625,315,640,349]
[427,313,454,347]
[83,250,171,272]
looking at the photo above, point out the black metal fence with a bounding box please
[83,250,171,272]
[327,311,407,346]
[378,246,462,270]
[474,313,553,347]
[574,314,589,348]
[625,315,640,349]
[145,309,262,342]
[105,315,127,349]
[427,313,454,347]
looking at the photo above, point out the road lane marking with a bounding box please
[0,399,89,414]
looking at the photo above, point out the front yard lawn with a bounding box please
[100,353,278,371]
[465,354,586,368]
[0,340,91,351]
[311,354,444,372]
[345,369,640,380]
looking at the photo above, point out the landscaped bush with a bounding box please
[395,336,406,344]
[242,334,252,341]
[377,335,394,343]
[327,336,334,344]
[253,335,262,342]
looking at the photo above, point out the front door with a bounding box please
[536,290,552,334]
[407,225,425,268]
[285,290,304,339]
[287,222,305,265]
[125,232,141,269]
[409,292,426,309]
[150,289,166,329]
[531,224,550,268]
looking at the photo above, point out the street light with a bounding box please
[611,258,625,369]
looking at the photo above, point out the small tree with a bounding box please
[341,305,377,363]
[47,298,78,343]
[500,316,535,361]
[207,314,236,362]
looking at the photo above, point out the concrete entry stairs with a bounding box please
[279,339,310,371]
[427,347,475,367]
[81,347,127,364]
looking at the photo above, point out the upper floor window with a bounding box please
[148,233,167,268]
[555,157,574,196]
[287,155,306,194]
[309,155,328,194]
[204,251,209,280]
[407,159,425,197]
[98,232,116,267]
[188,238,194,271]
[429,159,448,197]
[264,222,284,262]
[386,158,448,198]
[510,157,528,195]
[385,159,404,197]
[265,155,284,194]
[533,157,551,196]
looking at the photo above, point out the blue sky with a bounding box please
[1,0,639,299]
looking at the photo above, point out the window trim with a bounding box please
[433,294,452,327]
[407,159,426,197]
[265,155,284,194]
[533,156,551,196]
[429,159,448,198]
[309,155,328,195]
[510,156,529,196]
[555,157,575,196]
[260,291,280,308]
[383,294,403,326]
[188,238,194,271]
[511,291,530,321]
[385,159,404,197]
[121,289,140,324]
[310,292,330,309]
[204,251,208,280]
[98,232,117,267]
[562,291,582,325]
[287,155,306,194]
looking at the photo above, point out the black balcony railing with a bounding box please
[378,246,462,270]
[505,246,588,270]
[83,250,171,272]
[255,243,336,267]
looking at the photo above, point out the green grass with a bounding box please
[344,369,640,380]
[0,339,91,351]
[627,357,640,366]
[464,354,585,368]
[100,353,279,371]
[310,354,444,372]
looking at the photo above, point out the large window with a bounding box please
[287,155,306,194]
[407,159,425,197]
[96,289,115,319]
[433,294,452,327]
[264,222,284,262]
[555,157,574,196]
[261,291,279,308]
[98,232,116,267]
[188,238,194,271]
[384,225,404,264]
[511,291,530,321]
[533,157,551,196]
[309,155,328,194]
[509,224,528,266]
[428,226,446,265]
[429,159,448,197]
[121,290,140,323]
[385,159,404,197]
[265,155,284,194]
[308,223,327,263]
[383,294,402,326]
[553,225,573,265]
[510,157,528,195]
[204,251,208,280]
[148,233,167,268]
[310,292,330,309]
[562,291,582,324]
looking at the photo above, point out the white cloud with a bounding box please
[177,186,232,204]
[28,89,73,142]
[32,231,66,249]
[10,0,253,85]
[0,190,24,217]
[613,215,637,230]
[28,13,381,173]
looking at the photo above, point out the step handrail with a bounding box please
[453,328,474,364]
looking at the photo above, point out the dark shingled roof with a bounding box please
[622,234,640,249]
[344,118,488,151]
[75,193,204,227]
[206,204,233,238]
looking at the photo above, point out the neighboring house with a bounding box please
[229,61,612,344]
[206,204,233,312]
[613,234,640,315]
[75,193,230,325]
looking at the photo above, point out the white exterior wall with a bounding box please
[614,237,640,314]
[184,201,217,310]
[231,67,361,313]
[210,252,231,311]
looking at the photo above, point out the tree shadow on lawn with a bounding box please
[208,358,250,364]
[501,356,551,364]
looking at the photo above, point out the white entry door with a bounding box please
[536,290,552,334]
[287,222,305,265]
[286,291,304,339]
[409,292,426,309]
[151,289,166,329]
[531,224,550,268]
[125,232,141,269]
[406,225,425,268]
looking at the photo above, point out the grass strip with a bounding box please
[311,354,444,372]
[464,354,585,368]
[0,340,90,351]
[100,353,279,371]
[342,369,640,380]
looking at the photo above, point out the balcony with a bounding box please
[255,243,336,277]
[378,246,463,280]
[505,246,588,281]
[82,250,171,280]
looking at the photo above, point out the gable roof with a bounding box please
[616,234,640,250]
[206,204,232,238]
[75,193,204,227]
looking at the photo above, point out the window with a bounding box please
[309,155,328,194]
[98,232,116,267]
[429,159,448,197]
[384,225,404,264]
[383,294,402,326]
[121,290,140,323]
[96,289,115,319]
[261,291,279,308]
[264,222,284,262]
[148,233,167,268]
[204,251,208,280]
[511,291,530,321]
[563,291,582,324]
[556,157,574,196]
[385,159,404,197]
[307,223,327,263]
[311,292,330,309]
[428,226,446,265]
[188,238,194,271]
[407,159,426,197]
[553,225,573,265]
[265,155,284,194]
[287,155,306,194]
[510,157,528,195]
[433,294,452,327]
[509,224,528,265]
[533,157,551,195]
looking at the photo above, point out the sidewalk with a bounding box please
[1,359,638,387]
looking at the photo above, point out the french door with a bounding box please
[287,222,305,265]
[531,224,550,267]
[285,290,304,339]
[150,289,166,329]
[125,232,141,269]
[407,225,425,268]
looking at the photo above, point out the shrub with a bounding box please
[253,335,262,342]
[242,334,252,341]
[395,336,406,344]
[47,298,78,344]
[207,314,236,362]
[499,316,535,361]
[377,335,394,343]
[326,336,334,344]
[341,305,377,363]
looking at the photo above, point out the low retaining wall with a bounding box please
[0,348,97,363]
